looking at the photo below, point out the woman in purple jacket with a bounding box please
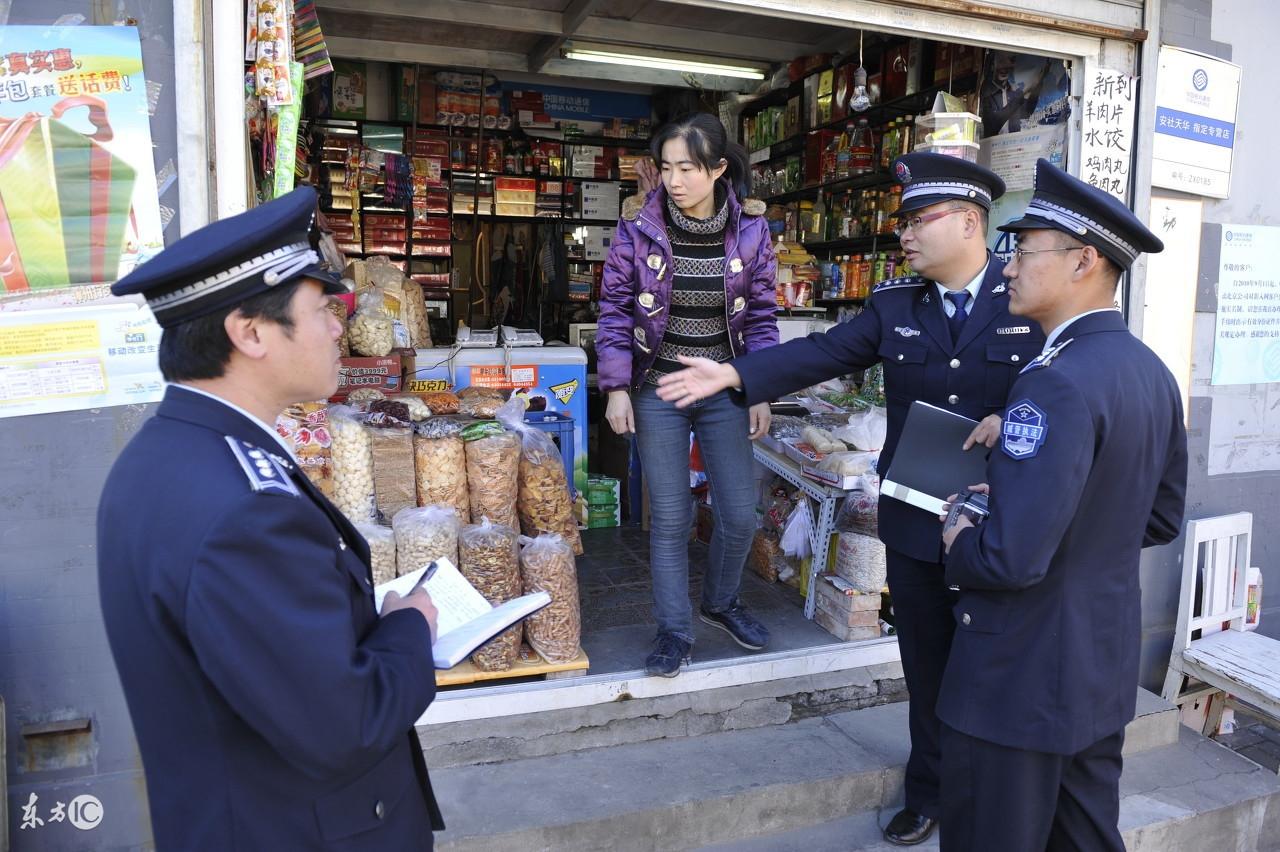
[597,113,779,677]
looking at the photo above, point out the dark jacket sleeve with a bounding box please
[184,493,437,780]
[1144,388,1188,547]
[946,369,1094,591]
[734,299,884,406]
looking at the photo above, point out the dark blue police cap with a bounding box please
[111,186,347,328]
[998,158,1163,269]
[892,151,1006,216]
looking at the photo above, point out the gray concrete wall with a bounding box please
[1139,0,1280,692]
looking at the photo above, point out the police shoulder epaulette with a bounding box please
[225,436,299,497]
[873,275,927,294]
[1018,337,1075,375]
[621,194,645,221]
[741,198,766,216]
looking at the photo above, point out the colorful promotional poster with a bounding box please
[0,26,163,294]
[978,52,1071,139]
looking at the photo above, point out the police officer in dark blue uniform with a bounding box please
[656,152,1045,845]
[938,159,1188,851]
[98,187,445,850]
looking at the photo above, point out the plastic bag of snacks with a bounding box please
[401,278,432,348]
[421,391,461,414]
[496,398,582,555]
[328,405,375,523]
[327,299,351,358]
[392,505,460,577]
[356,522,397,586]
[391,395,432,422]
[463,421,520,530]
[348,291,395,357]
[276,402,334,498]
[833,481,884,591]
[518,534,581,663]
[459,518,522,671]
[366,411,416,521]
[460,393,506,419]
[414,417,470,522]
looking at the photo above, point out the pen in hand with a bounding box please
[406,561,439,597]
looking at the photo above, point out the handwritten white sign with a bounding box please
[1080,68,1136,202]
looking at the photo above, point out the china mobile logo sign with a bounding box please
[1225,230,1253,245]
[1192,68,1209,91]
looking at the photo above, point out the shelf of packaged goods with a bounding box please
[762,172,893,205]
[555,134,650,150]
[747,134,806,166]
[739,79,803,117]
[803,235,900,254]
[815,297,867,305]
[776,305,827,315]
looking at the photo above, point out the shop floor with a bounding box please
[576,526,840,675]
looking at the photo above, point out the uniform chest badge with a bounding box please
[729,257,743,274]
[894,326,921,338]
[997,325,1031,335]
[992,283,1008,294]
[226,437,299,496]
[1002,401,1047,460]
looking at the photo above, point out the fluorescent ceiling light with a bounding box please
[562,47,766,80]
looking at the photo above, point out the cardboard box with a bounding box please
[815,574,883,628]
[814,607,881,642]
[333,356,403,399]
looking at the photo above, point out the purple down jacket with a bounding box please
[596,185,780,393]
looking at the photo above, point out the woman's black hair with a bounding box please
[649,112,752,200]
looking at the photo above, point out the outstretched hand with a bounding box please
[655,356,740,408]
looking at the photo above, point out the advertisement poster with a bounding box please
[0,302,165,419]
[1153,46,1241,199]
[0,26,163,294]
[1212,224,1280,385]
[979,52,1071,139]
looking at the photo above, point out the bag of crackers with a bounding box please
[496,398,582,555]
[276,402,334,497]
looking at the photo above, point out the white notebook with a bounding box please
[375,558,551,669]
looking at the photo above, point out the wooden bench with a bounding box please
[1161,512,1280,743]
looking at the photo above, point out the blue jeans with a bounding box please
[632,384,758,642]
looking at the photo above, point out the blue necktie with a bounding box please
[946,291,970,344]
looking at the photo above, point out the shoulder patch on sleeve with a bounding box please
[741,198,766,216]
[1002,400,1048,460]
[621,194,645,221]
[872,275,927,294]
[226,437,299,497]
[1018,337,1074,375]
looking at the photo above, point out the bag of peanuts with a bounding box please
[276,402,334,498]
[496,398,582,555]
[366,411,416,522]
[460,518,522,671]
[348,291,395,357]
[414,418,470,522]
[391,505,459,577]
[327,299,351,357]
[463,422,520,531]
[328,405,376,523]
[401,277,432,348]
[356,522,398,586]
[519,534,581,664]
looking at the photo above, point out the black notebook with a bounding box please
[881,402,990,515]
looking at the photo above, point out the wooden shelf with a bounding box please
[803,235,900,253]
[763,171,892,205]
[436,648,590,687]
[815,297,867,305]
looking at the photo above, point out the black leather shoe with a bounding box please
[883,808,937,846]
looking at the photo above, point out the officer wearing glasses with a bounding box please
[655,151,1044,845]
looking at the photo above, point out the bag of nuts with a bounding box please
[401,277,432,348]
[463,427,520,531]
[421,391,461,415]
[366,411,416,522]
[349,291,395,357]
[414,418,470,522]
[460,518,522,671]
[496,398,582,555]
[328,405,376,523]
[356,522,398,586]
[327,299,351,357]
[519,534,581,664]
[391,505,459,577]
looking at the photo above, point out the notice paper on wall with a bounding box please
[1212,224,1280,386]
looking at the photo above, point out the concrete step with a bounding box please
[431,692,1202,852]
[697,728,1280,852]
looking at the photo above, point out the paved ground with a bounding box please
[1216,706,1280,774]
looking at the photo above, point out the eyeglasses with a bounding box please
[893,207,966,237]
[1010,246,1084,262]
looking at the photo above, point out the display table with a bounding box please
[436,649,590,687]
[753,444,852,620]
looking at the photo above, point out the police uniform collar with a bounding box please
[157,385,295,465]
[1046,307,1126,349]
[873,274,928,293]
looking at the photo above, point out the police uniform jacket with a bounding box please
[97,386,444,850]
[940,310,1188,755]
[735,257,1044,561]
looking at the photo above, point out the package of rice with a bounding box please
[460,518,522,671]
[519,534,581,663]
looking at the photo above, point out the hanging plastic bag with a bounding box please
[779,500,813,561]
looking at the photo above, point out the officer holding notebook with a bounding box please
[97,187,445,850]
[656,152,1044,845]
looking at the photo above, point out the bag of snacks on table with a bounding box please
[328,405,375,523]
[356,522,397,586]
[348,291,395,357]
[421,391,461,415]
[392,505,459,577]
[414,417,470,522]
[462,421,520,530]
[276,402,334,498]
[366,411,416,521]
[391,395,432,422]
[518,534,581,664]
[497,398,582,555]
[460,518,522,671]
[460,392,506,419]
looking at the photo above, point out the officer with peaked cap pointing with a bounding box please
[654,152,1045,845]
[97,187,445,850]
[937,159,1187,851]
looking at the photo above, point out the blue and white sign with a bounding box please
[1002,400,1048,460]
[1152,46,1241,199]
[1212,224,1280,386]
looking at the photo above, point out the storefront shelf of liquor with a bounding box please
[803,235,899,255]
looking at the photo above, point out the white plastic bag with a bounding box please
[779,500,813,561]
[834,406,888,452]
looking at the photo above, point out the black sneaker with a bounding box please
[645,632,692,678]
[699,600,770,650]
